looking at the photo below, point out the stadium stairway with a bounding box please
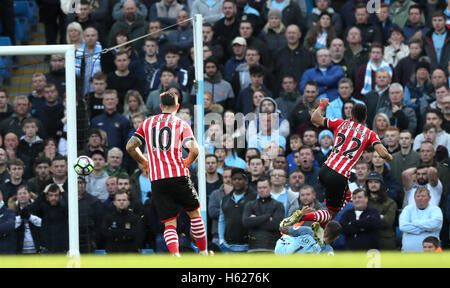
[2,22,49,100]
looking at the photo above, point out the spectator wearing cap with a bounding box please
[218,167,257,252]
[370,151,400,205]
[261,0,305,36]
[260,9,287,58]
[224,37,247,83]
[403,61,434,125]
[366,171,398,250]
[316,129,333,166]
[383,27,410,67]
[191,57,235,110]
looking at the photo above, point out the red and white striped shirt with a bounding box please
[134,113,194,182]
[324,118,381,178]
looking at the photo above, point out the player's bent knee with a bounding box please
[185,208,201,218]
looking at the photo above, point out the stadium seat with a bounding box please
[14,1,35,24]
[0,56,11,81]
[14,17,30,43]
[0,36,12,46]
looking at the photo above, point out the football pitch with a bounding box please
[1,252,449,268]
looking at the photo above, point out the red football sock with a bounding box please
[163,225,179,255]
[340,190,352,212]
[302,210,332,223]
[190,216,207,253]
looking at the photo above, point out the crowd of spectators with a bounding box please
[0,0,450,255]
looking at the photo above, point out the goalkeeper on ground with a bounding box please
[275,208,342,255]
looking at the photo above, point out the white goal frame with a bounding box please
[0,45,79,257]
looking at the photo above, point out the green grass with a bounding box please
[1,252,450,268]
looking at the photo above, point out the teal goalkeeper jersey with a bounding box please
[274,226,333,255]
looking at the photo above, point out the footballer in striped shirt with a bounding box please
[126,86,208,256]
[281,98,393,228]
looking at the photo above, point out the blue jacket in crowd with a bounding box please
[90,111,132,152]
[0,203,16,254]
[299,64,345,102]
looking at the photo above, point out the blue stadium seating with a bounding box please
[14,1,35,24]
[14,17,30,42]
[0,36,12,47]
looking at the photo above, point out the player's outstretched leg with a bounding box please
[301,209,334,225]
[163,221,180,256]
[279,209,304,228]
[186,209,208,254]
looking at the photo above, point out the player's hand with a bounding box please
[319,98,329,107]
[301,206,315,214]
[279,226,289,234]
[384,153,393,162]
[141,160,149,178]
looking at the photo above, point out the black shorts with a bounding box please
[319,165,349,211]
[151,176,200,223]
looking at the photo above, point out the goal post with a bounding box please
[0,45,79,257]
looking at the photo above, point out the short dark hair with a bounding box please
[90,150,105,159]
[353,188,368,198]
[409,4,421,13]
[47,183,61,194]
[205,154,218,162]
[117,174,130,182]
[423,236,441,247]
[34,157,51,169]
[256,175,271,185]
[351,103,367,123]
[369,42,384,54]
[249,64,264,77]
[248,155,263,165]
[432,10,446,20]
[304,80,318,89]
[160,67,177,79]
[426,107,444,120]
[114,190,129,200]
[324,221,342,240]
[164,45,180,56]
[160,90,178,107]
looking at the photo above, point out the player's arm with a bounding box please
[126,136,148,168]
[310,98,329,127]
[183,138,199,167]
[373,142,393,161]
